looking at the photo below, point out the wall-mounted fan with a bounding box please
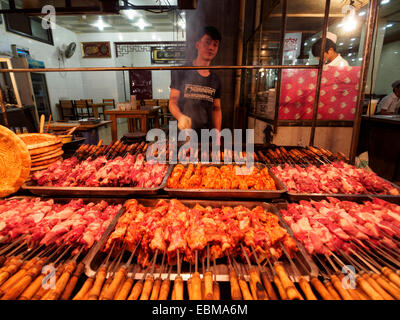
[57,42,76,62]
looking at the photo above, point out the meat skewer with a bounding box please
[172,250,184,300]
[265,245,303,300]
[158,265,172,300]
[322,254,354,300]
[203,244,214,300]
[338,248,394,300]
[86,242,116,300]
[150,252,165,300]
[31,261,67,300]
[190,250,202,300]
[329,250,384,300]
[212,257,220,300]
[0,246,61,300]
[240,244,268,300]
[232,256,252,300]
[227,255,242,300]
[41,246,84,300]
[262,252,288,300]
[280,243,316,300]
[102,241,140,300]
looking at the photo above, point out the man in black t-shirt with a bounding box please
[169,26,222,136]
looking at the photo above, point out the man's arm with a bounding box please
[376,96,392,115]
[168,88,184,120]
[212,98,222,131]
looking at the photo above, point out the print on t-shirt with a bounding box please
[184,84,216,103]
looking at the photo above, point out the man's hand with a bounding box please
[178,114,192,130]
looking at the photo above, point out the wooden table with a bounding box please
[105,106,161,142]
[88,103,107,120]
[49,120,111,144]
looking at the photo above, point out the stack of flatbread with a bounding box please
[0,125,31,197]
[18,133,63,175]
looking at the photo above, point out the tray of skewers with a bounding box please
[163,162,287,199]
[270,161,400,203]
[21,140,172,196]
[82,198,319,289]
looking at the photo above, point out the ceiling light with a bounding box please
[342,4,358,32]
[381,0,390,4]
[134,18,150,30]
[350,38,356,41]
[304,42,308,46]
[311,38,316,41]
[358,11,366,16]
[338,42,344,46]
[386,23,393,28]
[122,9,141,20]
[358,57,363,61]
[91,17,110,31]
[337,23,343,28]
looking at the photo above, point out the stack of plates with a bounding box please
[18,133,63,174]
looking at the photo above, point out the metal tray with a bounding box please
[21,165,172,197]
[83,199,318,282]
[285,177,400,203]
[164,162,288,199]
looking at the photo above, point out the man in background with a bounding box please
[376,80,400,115]
[168,26,222,136]
[311,32,349,67]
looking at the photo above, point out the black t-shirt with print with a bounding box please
[170,66,221,131]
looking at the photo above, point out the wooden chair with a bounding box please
[59,100,76,120]
[143,99,156,107]
[102,99,115,120]
[73,100,90,119]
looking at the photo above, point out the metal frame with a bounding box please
[0,0,380,164]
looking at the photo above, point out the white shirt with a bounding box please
[376,92,400,114]
[327,54,349,67]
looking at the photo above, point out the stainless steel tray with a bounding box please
[83,199,318,282]
[21,165,172,197]
[164,162,288,199]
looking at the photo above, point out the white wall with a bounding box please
[374,40,400,95]
[0,22,84,120]
[77,31,185,103]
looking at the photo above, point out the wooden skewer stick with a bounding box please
[190,250,202,300]
[150,252,165,300]
[203,245,213,300]
[158,265,172,301]
[227,254,242,300]
[251,246,278,300]
[232,256,253,300]
[172,251,184,300]
[140,250,158,300]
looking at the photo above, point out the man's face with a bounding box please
[395,87,400,98]
[196,34,219,61]
[316,48,335,64]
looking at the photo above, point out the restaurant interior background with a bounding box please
[0,0,399,148]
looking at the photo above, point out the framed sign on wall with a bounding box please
[81,42,111,58]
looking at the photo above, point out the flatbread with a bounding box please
[31,148,63,160]
[30,159,63,172]
[0,125,31,197]
[18,133,61,150]
[31,156,62,167]
[29,143,63,156]
[31,149,64,163]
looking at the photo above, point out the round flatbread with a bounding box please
[31,149,64,163]
[0,125,31,197]
[29,143,63,156]
[30,159,62,172]
[18,133,61,150]
[31,148,63,160]
[31,156,62,167]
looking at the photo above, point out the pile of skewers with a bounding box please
[0,240,86,300]
[255,146,348,165]
[73,140,149,161]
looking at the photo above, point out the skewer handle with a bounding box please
[331,274,353,300]
[229,269,242,300]
[249,268,268,300]
[204,271,214,300]
[114,278,134,300]
[127,280,143,300]
[101,267,127,300]
[41,261,76,300]
[273,275,288,300]
[139,276,154,300]
[362,273,394,300]
[238,278,253,300]
[310,277,334,300]
[172,276,184,300]
[19,274,45,300]
[72,277,94,300]
[382,267,400,289]
[356,275,384,300]
[87,266,107,300]
[150,278,162,300]
[298,277,317,300]
[371,273,400,299]
[158,278,170,300]
[60,262,85,300]
[260,272,278,300]
[274,263,303,300]
[191,272,202,300]
[213,281,220,300]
